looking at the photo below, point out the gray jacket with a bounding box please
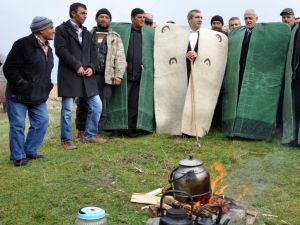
[91,27,126,85]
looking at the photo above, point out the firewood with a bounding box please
[146,188,162,196]
[131,194,161,205]
[148,205,158,218]
[246,210,257,225]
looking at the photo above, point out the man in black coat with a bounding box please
[3,16,54,166]
[55,2,107,150]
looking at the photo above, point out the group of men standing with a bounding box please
[3,4,300,167]
[3,3,149,166]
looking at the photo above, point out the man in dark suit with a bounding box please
[55,2,107,150]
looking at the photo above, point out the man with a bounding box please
[211,15,227,35]
[296,17,300,23]
[228,17,241,32]
[222,9,291,140]
[3,16,54,166]
[154,9,228,136]
[280,8,296,27]
[55,2,106,150]
[186,9,202,81]
[144,13,155,27]
[75,8,126,140]
[106,8,155,137]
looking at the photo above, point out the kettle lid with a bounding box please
[166,202,190,219]
[179,156,203,167]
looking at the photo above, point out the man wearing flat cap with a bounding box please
[280,8,296,27]
[75,8,126,140]
[3,16,54,166]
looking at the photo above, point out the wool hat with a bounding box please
[95,8,112,19]
[30,16,53,33]
[131,8,144,17]
[211,15,224,25]
[280,8,294,16]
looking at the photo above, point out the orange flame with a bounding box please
[210,162,227,194]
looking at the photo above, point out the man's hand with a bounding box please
[77,66,85,76]
[113,77,122,86]
[186,51,198,61]
[84,68,93,77]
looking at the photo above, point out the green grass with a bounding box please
[0,100,300,225]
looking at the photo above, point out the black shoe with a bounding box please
[13,159,28,167]
[26,153,45,160]
[109,130,123,137]
[124,130,139,138]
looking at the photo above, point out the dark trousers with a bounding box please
[76,74,113,131]
[127,80,140,129]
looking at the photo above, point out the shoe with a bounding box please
[62,140,77,150]
[109,130,123,137]
[86,135,107,144]
[124,130,139,138]
[26,153,44,160]
[74,130,84,142]
[13,158,28,167]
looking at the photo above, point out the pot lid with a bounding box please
[77,206,105,220]
[179,156,203,167]
[166,202,190,218]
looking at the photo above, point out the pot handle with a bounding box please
[168,167,188,183]
[195,203,223,225]
[158,190,194,217]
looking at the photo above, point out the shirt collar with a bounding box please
[34,34,49,46]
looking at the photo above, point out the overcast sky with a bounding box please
[1,0,299,82]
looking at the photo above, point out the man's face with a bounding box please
[211,21,223,32]
[96,14,111,29]
[40,26,55,40]
[72,6,87,25]
[188,12,203,31]
[244,11,258,29]
[131,13,145,29]
[229,19,241,30]
[281,14,295,26]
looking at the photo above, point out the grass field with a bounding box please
[0,100,299,225]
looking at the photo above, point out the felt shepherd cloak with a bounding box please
[104,23,155,132]
[154,24,228,136]
[222,23,291,140]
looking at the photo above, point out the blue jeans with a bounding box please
[60,95,101,142]
[6,99,48,161]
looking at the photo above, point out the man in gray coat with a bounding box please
[55,2,107,150]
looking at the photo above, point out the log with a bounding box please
[131,194,161,205]
[146,188,162,196]
[246,210,257,225]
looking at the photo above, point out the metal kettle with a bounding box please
[169,156,211,203]
[158,190,194,225]
[194,204,230,225]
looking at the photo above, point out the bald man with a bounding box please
[222,9,291,140]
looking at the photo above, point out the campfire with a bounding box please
[131,158,257,225]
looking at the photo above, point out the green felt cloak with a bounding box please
[104,23,155,132]
[222,23,291,140]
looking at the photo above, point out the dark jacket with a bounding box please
[54,20,98,97]
[3,34,53,104]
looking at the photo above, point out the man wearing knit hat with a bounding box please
[211,15,227,35]
[75,8,126,140]
[3,16,54,166]
[280,8,296,27]
[55,2,107,150]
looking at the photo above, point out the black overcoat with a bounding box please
[54,20,98,97]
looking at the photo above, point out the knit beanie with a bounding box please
[30,16,53,33]
[95,8,112,19]
[211,15,224,25]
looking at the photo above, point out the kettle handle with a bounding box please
[158,190,194,217]
[168,167,189,183]
[195,203,223,225]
